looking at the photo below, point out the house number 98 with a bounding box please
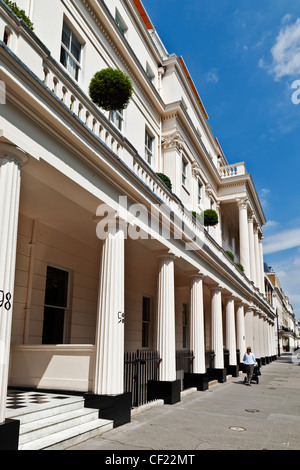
[0,291,12,310]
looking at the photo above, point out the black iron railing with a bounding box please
[176,350,194,390]
[124,350,161,407]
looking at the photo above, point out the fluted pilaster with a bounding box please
[236,302,246,356]
[211,286,224,369]
[248,213,256,284]
[225,296,237,366]
[156,254,176,381]
[190,274,205,374]
[94,224,125,396]
[0,145,27,424]
[237,198,250,277]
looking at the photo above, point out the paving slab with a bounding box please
[67,358,300,451]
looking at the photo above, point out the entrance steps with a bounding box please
[14,395,113,450]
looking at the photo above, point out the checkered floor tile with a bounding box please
[6,391,69,410]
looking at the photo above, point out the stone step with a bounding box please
[6,392,113,450]
[19,407,100,445]
[19,417,113,450]
[7,394,85,425]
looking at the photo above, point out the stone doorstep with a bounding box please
[6,394,113,450]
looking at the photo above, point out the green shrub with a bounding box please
[236,263,244,272]
[3,0,34,30]
[156,173,172,191]
[89,68,133,111]
[204,209,219,226]
[225,251,234,261]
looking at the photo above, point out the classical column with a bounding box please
[253,311,261,365]
[236,302,246,363]
[0,145,27,449]
[260,315,267,364]
[258,233,265,294]
[211,286,224,369]
[190,274,206,374]
[259,313,265,364]
[237,198,250,277]
[148,253,180,404]
[248,213,256,284]
[94,223,125,396]
[244,307,254,350]
[156,254,176,382]
[86,220,131,427]
[225,296,239,376]
[253,227,261,290]
[184,274,208,391]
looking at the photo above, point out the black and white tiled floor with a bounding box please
[5,390,73,418]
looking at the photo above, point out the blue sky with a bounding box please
[142,0,300,320]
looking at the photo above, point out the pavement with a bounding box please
[67,354,300,452]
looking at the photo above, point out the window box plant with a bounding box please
[3,0,34,29]
[156,173,172,191]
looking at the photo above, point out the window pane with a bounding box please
[42,306,65,344]
[60,48,67,68]
[62,23,71,48]
[142,323,149,348]
[44,266,68,308]
[71,36,81,62]
[142,297,151,322]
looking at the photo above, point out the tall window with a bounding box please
[145,130,154,165]
[182,157,188,186]
[110,109,124,131]
[142,296,151,348]
[198,182,202,205]
[115,11,127,36]
[146,63,154,82]
[182,303,188,349]
[60,21,81,81]
[42,266,69,344]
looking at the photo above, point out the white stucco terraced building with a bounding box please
[0,0,277,449]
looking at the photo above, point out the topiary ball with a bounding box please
[89,68,133,111]
[204,209,219,227]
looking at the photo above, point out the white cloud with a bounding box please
[206,69,219,83]
[281,14,292,25]
[264,220,279,230]
[270,17,300,80]
[263,227,300,254]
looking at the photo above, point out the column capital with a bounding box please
[153,249,176,261]
[210,285,222,294]
[188,271,205,281]
[0,143,28,167]
[236,196,249,210]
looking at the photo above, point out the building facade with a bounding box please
[265,265,298,355]
[0,0,277,448]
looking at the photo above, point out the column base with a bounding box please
[0,419,20,450]
[184,373,208,391]
[84,392,131,428]
[256,358,261,368]
[261,357,266,365]
[239,362,245,372]
[266,356,270,364]
[207,368,227,383]
[147,379,181,404]
[228,365,239,377]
